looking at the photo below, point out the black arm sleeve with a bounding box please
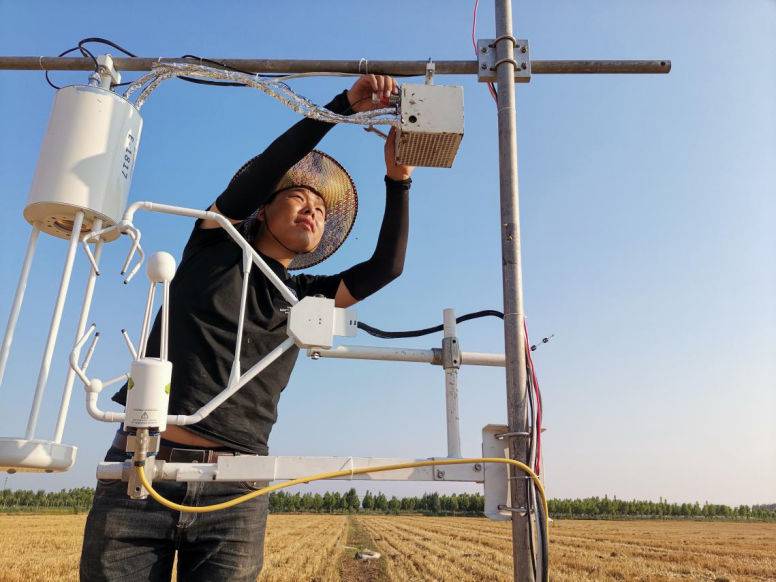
[214,91,354,220]
[340,176,411,301]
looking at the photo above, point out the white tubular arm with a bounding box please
[168,337,295,426]
[122,201,299,305]
[85,391,126,423]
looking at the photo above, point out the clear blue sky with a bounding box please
[0,1,773,506]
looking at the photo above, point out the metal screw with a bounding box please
[521,46,527,54]
[480,47,488,54]
[473,463,482,472]
[311,351,321,360]
[481,63,488,70]
[521,63,527,70]
[436,469,445,479]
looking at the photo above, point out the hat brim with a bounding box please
[271,150,358,270]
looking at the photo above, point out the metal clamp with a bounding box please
[425,59,435,85]
[497,504,529,516]
[477,38,531,83]
[441,337,461,370]
[494,58,526,71]
[490,34,518,48]
[495,431,531,440]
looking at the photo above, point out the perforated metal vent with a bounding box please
[397,131,463,168]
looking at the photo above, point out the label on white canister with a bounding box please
[124,359,172,431]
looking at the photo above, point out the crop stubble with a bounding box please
[1,513,774,581]
[358,515,776,581]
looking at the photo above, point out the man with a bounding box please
[80,74,413,581]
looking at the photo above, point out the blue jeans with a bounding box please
[80,447,268,581]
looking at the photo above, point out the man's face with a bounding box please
[260,187,327,254]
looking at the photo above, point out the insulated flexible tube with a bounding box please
[135,457,549,581]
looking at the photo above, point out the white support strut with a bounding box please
[96,455,486,483]
[26,211,85,439]
[0,224,40,389]
[443,308,462,458]
[53,219,104,443]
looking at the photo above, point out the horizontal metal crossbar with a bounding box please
[0,56,671,75]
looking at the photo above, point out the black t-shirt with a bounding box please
[112,220,342,454]
[111,89,411,454]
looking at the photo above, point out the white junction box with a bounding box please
[396,83,464,168]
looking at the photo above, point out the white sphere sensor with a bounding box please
[146,252,177,283]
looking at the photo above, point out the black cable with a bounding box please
[535,486,549,582]
[357,309,504,339]
[45,45,97,90]
[77,37,139,87]
[525,478,538,579]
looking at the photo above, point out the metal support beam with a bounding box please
[0,56,670,76]
[493,1,533,580]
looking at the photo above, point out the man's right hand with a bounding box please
[384,128,414,181]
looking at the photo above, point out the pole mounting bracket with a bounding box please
[477,38,531,83]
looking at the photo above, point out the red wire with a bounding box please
[472,0,498,103]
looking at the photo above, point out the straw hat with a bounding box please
[239,150,358,270]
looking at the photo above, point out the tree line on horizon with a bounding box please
[1,487,774,520]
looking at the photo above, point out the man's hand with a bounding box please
[385,128,414,181]
[347,74,398,113]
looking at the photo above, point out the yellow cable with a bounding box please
[136,457,548,579]
[135,456,547,523]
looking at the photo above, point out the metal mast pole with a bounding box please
[494,1,533,580]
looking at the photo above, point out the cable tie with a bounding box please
[38,56,45,71]
[358,58,368,75]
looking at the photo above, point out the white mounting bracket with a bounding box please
[482,423,512,521]
[477,38,531,83]
[287,296,357,349]
[425,59,435,85]
[92,54,122,89]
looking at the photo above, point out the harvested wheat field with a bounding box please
[1,513,775,581]
[357,515,776,581]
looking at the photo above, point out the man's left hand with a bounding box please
[347,74,398,112]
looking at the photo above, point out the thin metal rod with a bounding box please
[138,284,156,359]
[494,1,533,580]
[53,219,104,443]
[228,253,252,387]
[0,56,671,75]
[443,309,462,458]
[0,224,40,390]
[160,281,170,361]
[25,211,84,440]
[171,337,296,426]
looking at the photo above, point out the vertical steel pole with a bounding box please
[494,1,534,580]
[442,308,462,458]
[53,219,104,443]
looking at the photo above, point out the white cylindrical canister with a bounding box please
[124,358,172,432]
[25,85,143,241]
